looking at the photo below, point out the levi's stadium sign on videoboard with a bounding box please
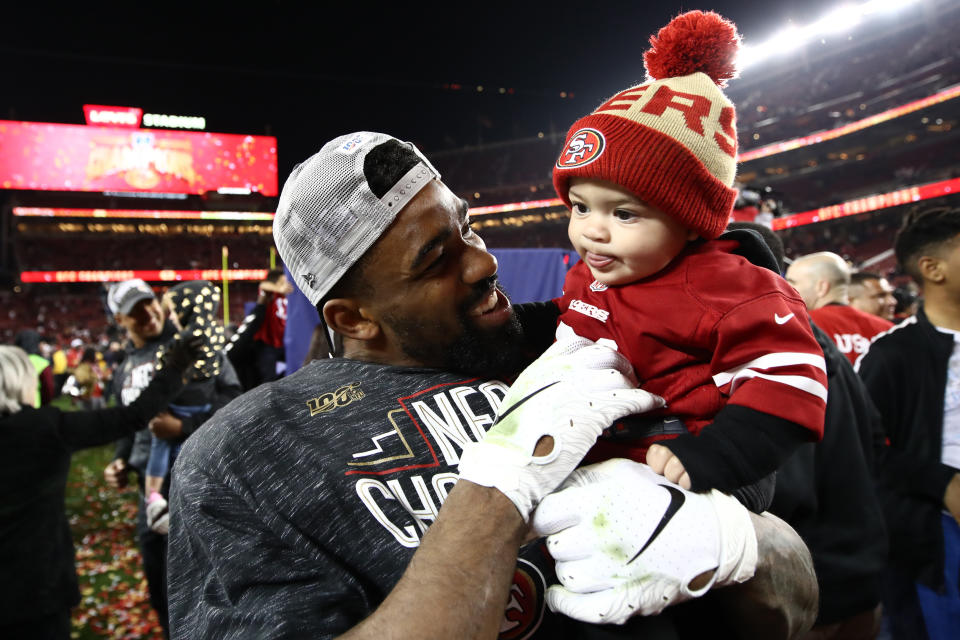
[0,121,278,196]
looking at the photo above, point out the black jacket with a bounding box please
[856,305,958,589]
[770,322,888,623]
[224,301,268,391]
[0,367,183,624]
[113,325,241,476]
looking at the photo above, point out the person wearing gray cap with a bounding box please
[167,133,817,639]
[102,278,242,636]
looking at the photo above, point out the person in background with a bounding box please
[756,198,778,228]
[224,273,287,390]
[65,338,83,374]
[13,329,54,407]
[785,252,893,365]
[893,285,920,321]
[73,347,105,411]
[102,338,125,371]
[849,271,898,322]
[730,223,889,640]
[730,183,760,223]
[141,281,227,536]
[857,208,960,639]
[50,341,69,395]
[0,337,200,640]
[101,279,240,636]
[250,269,293,384]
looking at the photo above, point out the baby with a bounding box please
[143,280,225,533]
[551,11,827,502]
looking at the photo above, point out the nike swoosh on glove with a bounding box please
[531,458,757,624]
[457,336,664,520]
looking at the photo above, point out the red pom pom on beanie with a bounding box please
[644,10,740,87]
[553,10,742,240]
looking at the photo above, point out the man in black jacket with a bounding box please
[101,279,242,637]
[730,221,889,638]
[771,324,888,638]
[857,208,960,639]
[224,273,292,390]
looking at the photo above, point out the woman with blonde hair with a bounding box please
[0,336,199,639]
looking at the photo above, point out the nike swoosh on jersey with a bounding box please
[626,484,686,564]
[492,380,561,425]
[774,312,795,324]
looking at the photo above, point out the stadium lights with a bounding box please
[772,176,959,230]
[469,198,565,217]
[20,269,269,284]
[737,24,804,68]
[775,25,807,53]
[738,82,960,162]
[464,176,959,233]
[12,207,275,221]
[738,0,919,70]
[812,5,862,35]
[861,0,918,15]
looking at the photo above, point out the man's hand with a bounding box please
[531,459,758,624]
[945,473,960,526]
[646,443,691,489]
[258,278,293,297]
[149,412,184,440]
[458,336,664,520]
[103,458,130,489]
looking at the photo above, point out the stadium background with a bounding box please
[2,1,959,637]
[2,0,958,347]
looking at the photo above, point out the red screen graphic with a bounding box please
[0,121,278,195]
[83,105,143,128]
[20,269,269,284]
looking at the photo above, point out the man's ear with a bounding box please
[322,298,381,342]
[815,278,831,299]
[918,255,945,285]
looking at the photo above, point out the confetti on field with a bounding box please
[66,446,164,640]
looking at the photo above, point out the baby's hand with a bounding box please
[646,444,691,489]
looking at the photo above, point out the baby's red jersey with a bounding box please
[555,239,827,440]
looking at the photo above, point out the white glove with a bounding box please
[531,458,757,624]
[458,336,664,520]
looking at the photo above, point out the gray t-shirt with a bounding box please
[169,356,740,639]
[168,357,567,639]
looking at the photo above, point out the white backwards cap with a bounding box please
[273,132,440,306]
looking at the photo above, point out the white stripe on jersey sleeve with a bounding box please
[713,352,827,387]
[716,369,829,402]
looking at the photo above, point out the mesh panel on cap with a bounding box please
[273,132,440,306]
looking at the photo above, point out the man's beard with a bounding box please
[383,278,528,380]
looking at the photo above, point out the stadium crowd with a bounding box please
[1,281,263,345]
[2,4,960,640]
[430,3,960,211]
[729,8,960,145]
[15,234,272,273]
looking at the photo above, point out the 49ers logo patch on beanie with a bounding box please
[553,10,742,240]
[557,128,606,168]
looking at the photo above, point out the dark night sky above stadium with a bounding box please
[6,1,843,177]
